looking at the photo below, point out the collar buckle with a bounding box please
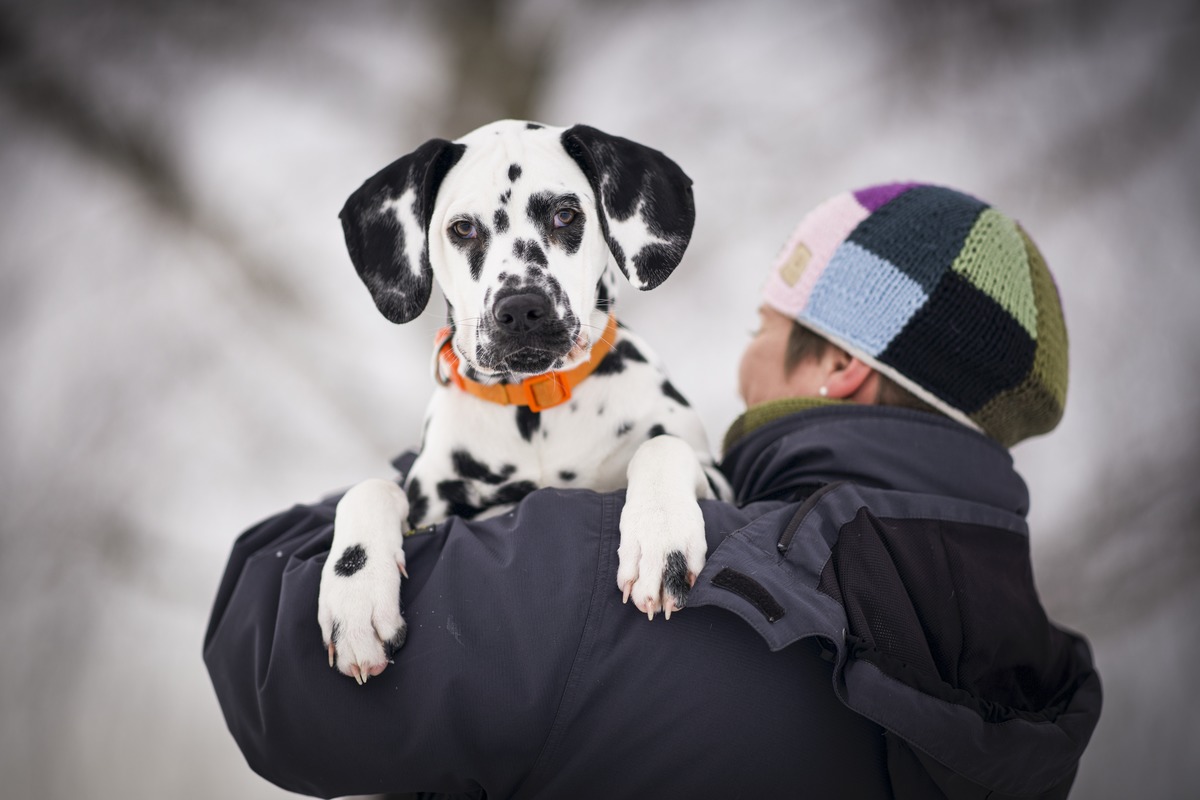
[518,372,571,413]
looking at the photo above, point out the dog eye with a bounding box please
[553,209,576,228]
[451,220,477,239]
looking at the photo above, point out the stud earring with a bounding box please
[818,386,828,397]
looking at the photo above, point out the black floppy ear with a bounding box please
[339,139,466,323]
[561,125,695,291]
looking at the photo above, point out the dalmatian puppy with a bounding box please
[319,120,730,683]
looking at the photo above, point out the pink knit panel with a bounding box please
[762,191,870,317]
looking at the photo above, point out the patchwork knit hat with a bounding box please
[762,183,1068,447]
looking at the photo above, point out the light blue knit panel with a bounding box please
[804,241,928,357]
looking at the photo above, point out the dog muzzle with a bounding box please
[433,314,619,413]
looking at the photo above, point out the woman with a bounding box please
[204,183,1100,799]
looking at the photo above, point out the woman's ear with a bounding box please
[821,354,879,403]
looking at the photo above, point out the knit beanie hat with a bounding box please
[761,182,1068,447]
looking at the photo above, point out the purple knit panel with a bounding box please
[854,182,922,212]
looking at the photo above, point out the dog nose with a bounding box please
[493,293,551,333]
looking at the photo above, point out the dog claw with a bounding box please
[327,643,335,668]
[398,562,409,579]
[622,581,632,604]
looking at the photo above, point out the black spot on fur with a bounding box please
[527,191,584,254]
[608,238,626,272]
[334,544,368,577]
[526,122,544,130]
[596,275,612,310]
[616,339,646,362]
[500,189,511,205]
[452,449,516,485]
[527,191,554,230]
[593,347,626,376]
[556,214,584,255]
[493,208,509,233]
[593,339,646,377]
[508,163,522,182]
[663,550,691,608]
[617,421,634,436]
[559,470,576,482]
[516,407,541,442]
[437,479,480,519]
[448,215,491,281]
[661,380,690,407]
[469,249,486,281]
[437,478,469,504]
[630,242,686,287]
[329,619,341,647]
[648,424,668,439]
[514,238,548,267]
[406,478,429,527]
[492,480,537,505]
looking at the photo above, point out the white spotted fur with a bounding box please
[319,121,729,681]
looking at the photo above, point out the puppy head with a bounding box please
[340,120,695,379]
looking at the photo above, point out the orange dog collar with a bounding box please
[434,314,619,413]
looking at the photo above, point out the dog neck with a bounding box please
[434,314,619,413]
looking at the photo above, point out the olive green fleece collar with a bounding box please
[722,396,846,455]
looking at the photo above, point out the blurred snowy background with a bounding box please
[1,0,1197,797]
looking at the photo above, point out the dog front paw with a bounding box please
[318,479,410,683]
[616,492,706,620]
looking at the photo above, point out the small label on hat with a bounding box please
[779,242,812,286]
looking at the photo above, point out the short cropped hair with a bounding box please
[785,322,942,416]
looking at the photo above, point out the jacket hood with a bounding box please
[694,404,1100,799]
[722,402,1029,515]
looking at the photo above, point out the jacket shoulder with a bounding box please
[690,482,1101,799]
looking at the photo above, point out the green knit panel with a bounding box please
[971,228,1068,445]
[951,208,1038,339]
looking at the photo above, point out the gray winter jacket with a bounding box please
[204,404,1100,798]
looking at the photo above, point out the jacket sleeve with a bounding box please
[202,485,609,798]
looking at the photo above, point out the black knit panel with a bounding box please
[881,272,1035,413]
[848,185,987,293]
